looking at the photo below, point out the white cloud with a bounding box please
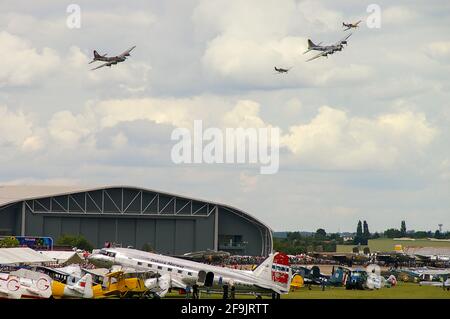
[0,31,60,86]
[282,106,437,169]
[0,105,38,150]
[48,110,95,147]
[223,100,267,128]
[425,41,450,61]
[382,6,418,25]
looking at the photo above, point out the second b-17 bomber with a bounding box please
[303,33,352,62]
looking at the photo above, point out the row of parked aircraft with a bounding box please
[0,248,292,299]
[274,19,362,73]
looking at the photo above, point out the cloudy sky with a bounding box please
[0,0,449,232]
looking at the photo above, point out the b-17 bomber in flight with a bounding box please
[303,33,352,62]
[89,45,136,71]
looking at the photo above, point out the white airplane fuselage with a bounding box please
[88,248,290,295]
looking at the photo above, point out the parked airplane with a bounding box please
[0,269,52,299]
[89,45,136,71]
[343,20,362,31]
[303,34,352,62]
[419,278,450,289]
[51,273,94,299]
[0,273,21,299]
[88,248,292,298]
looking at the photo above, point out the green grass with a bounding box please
[284,283,450,299]
[337,238,450,253]
[165,283,450,299]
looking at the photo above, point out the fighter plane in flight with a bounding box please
[89,45,136,71]
[274,66,291,74]
[304,33,352,62]
[343,20,362,31]
[88,247,292,298]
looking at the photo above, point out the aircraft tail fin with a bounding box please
[307,39,316,49]
[75,274,93,298]
[93,50,101,58]
[253,252,291,294]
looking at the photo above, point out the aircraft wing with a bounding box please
[118,45,136,58]
[91,62,114,71]
[336,33,352,45]
[306,50,331,62]
[343,26,351,31]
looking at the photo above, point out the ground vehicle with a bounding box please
[345,269,368,290]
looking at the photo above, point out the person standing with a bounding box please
[222,284,229,299]
[230,284,235,299]
[192,283,199,299]
[185,285,191,299]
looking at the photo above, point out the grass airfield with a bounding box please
[165,283,450,299]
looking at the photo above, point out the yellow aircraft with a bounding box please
[92,270,149,298]
[290,274,304,290]
[52,274,96,299]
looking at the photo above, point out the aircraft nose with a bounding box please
[87,254,113,268]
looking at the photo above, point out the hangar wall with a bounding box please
[0,186,272,256]
[24,213,215,255]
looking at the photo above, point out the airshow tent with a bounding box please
[38,250,84,265]
[0,247,54,265]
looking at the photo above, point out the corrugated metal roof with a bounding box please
[0,185,93,207]
[0,247,54,265]
[0,184,273,236]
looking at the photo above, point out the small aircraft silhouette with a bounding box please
[274,66,291,74]
[342,20,362,31]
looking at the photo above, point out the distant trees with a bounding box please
[400,220,407,237]
[273,230,339,254]
[384,228,402,238]
[354,221,363,245]
[434,230,442,239]
[315,228,326,239]
[354,220,370,245]
[56,234,93,252]
[363,221,370,244]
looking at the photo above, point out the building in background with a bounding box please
[0,185,272,256]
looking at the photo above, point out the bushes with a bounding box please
[0,236,19,248]
[56,234,94,251]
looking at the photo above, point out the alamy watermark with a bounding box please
[366,4,382,29]
[66,4,81,29]
[171,121,280,175]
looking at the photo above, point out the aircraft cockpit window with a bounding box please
[100,250,116,257]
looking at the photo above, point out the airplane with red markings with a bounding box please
[88,247,292,298]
